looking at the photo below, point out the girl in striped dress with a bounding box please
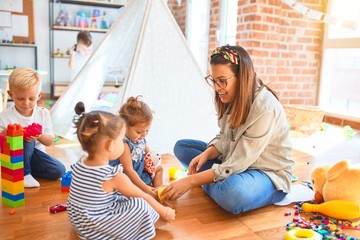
[67,102,175,240]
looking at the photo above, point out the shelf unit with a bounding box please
[0,43,38,69]
[49,0,125,98]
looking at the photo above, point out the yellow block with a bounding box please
[1,179,24,195]
[1,153,10,162]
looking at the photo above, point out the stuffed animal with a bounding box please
[311,160,360,204]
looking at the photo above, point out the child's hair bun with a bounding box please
[127,96,142,109]
[75,102,85,115]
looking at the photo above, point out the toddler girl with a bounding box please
[67,102,175,240]
[117,96,163,198]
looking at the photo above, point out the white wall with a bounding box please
[34,0,51,93]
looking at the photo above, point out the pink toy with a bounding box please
[144,151,161,178]
[23,123,42,140]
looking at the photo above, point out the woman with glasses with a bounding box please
[161,46,295,214]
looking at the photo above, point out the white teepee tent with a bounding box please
[50,0,218,153]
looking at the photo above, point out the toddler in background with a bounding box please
[68,102,175,239]
[68,31,93,81]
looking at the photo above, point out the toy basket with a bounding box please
[283,105,325,136]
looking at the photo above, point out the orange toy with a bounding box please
[302,200,360,220]
[311,160,360,203]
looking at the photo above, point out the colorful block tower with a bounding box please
[61,171,72,192]
[1,124,25,207]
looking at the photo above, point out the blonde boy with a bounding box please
[0,68,66,187]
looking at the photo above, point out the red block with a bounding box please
[23,123,42,140]
[0,139,10,155]
[6,124,24,137]
[1,166,24,176]
[61,186,70,192]
[2,172,24,182]
[10,149,24,157]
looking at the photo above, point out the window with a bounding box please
[319,0,360,119]
[219,0,238,46]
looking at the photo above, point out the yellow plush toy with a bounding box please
[311,160,360,204]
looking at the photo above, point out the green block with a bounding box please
[2,197,25,208]
[1,160,24,170]
[6,136,23,150]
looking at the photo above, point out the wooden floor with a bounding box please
[1,127,360,240]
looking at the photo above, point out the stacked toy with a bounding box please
[0,124,25,207]
[61,171,72,192]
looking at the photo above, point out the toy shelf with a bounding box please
[52,25,107,33]
[0,43,37,48]
[49,0,126,98]
[52,55,70,58]
[58,0,125,8]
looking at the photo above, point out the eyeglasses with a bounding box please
[204,75,236,89]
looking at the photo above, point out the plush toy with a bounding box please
[311,160,360,204]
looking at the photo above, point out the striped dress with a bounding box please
[67,159,159,240]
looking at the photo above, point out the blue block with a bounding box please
[61,171,72,187]
[10,155,23,163]
[2,191,24,201]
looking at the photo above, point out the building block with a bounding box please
[2,197,25,208]
[6,124,24,137]
[6,136,23,151]
[1,172,24,182]
[1,160,24,170]
[1,166,23,176]
[10,149,24,157]
[2,191,24,201]
[1,179,24,195]
[61,186,70,192]
[61,171,72,192]
[10,155,24,164]
[1,153,10,162]
[23,123,42,140]
[0,136,10,155]
[1,124,25,208]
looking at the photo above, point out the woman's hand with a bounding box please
[188,154,208,174]
[162,177,191,200]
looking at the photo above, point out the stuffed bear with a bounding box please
[311,160,360,204]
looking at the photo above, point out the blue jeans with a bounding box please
[174,139,287,214]
[23,141,66,179]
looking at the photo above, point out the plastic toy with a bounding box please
[311,160,360,204]
[302,200,360,220]
[49,204,67,213]
[61,171,72,192]
[157,186,166,202]
[1,124,25,208]
[168,167,180,180]
[143,151,161,178]
[343,125,356,140]
[23,123,42,140]
[285,228,322,240]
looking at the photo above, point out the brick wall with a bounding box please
[235,0,325,105]
[167,0,187,36]
[169,0,325,106]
